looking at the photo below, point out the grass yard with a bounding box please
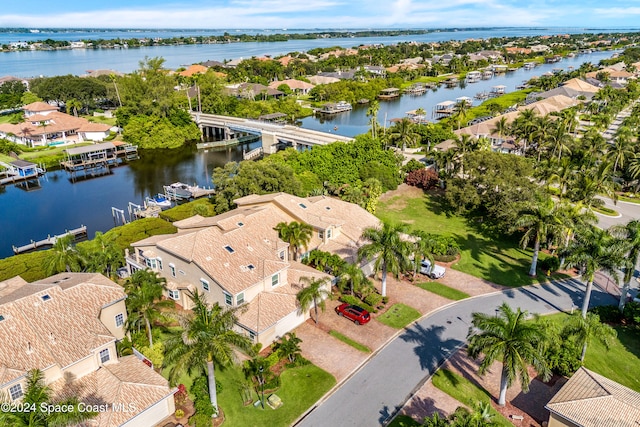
[543,313,640,392]
[329,330,371,353]
[387,415,422,427]
[591,205,619,216]
[377,303,421,329]
[415,282,470,301]
[216,363,335,427]
[377,190,568,287]
[431,369,512,427]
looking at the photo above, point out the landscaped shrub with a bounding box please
[538,256,560,273]
[623,302,640,325]
[405,168,439,189]
[402,159,425,174]
[591,305,624,324]
[546,344,581,377]
[428,234,460,257]
[190,376,215,427]
[175,409,185,419]
[364,292,383,308]
[340,295,376,313]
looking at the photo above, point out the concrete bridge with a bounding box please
[192,113,354,158]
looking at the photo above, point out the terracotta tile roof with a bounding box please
[546,367,640,427]
[0,273,125,386]
[562,78,601,93]
[236,262,330,333]
[179,64,209,77]
[268,79,315,91]
[51,355,174,427]
[23,101,58,113]
[78,122,112,132]
[0,111,91,138]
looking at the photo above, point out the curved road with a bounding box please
[296,278,617,427]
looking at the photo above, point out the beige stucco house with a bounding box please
[126,193,380,346]
[545,367,640,427]
[0,273,176,427]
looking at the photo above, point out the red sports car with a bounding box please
[335,303,371,325]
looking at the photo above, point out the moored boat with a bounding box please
[147,193,172,208]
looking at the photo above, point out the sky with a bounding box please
[1,0,640,30]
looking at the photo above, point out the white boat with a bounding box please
[147,193,172,208]
[164,182,194,200]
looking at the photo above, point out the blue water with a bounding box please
[0,27,636,76]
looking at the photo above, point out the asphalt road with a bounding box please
[296,279,618,427]
[597,197,640,230]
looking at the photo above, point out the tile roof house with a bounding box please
[0,273,176,427]
[268,79,315,94]
[126,193,380,346]
[545,367,640,427]
[0,103,115,147]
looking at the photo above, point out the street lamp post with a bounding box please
[259,366,265,409]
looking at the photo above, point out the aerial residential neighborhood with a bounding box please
[2,16,640,427]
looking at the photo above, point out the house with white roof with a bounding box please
[126,193,380,346]
[0,273,176,427]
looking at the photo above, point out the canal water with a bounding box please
[0,49,616,259]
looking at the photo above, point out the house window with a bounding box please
[157,258,163,270]
[318,231,324,239]
[9,384,23,401]
[115,313,124,327]
[99,348,110,364]
[145,258,157,269]
[236,293,245,305]
[249,331,256,340]
[279,251,285,260]
[224,292,232,306]
[271,274,279,287]
[200,279,210,292]
[168,290,180,300]
[224,245,235,254]
[327,228,332,239]
[169,264,176,278]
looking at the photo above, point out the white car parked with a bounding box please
[420,259,446,279]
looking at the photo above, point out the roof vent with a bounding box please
[247,245,254,252]
[224,262,230,267]
[26,341,33,355]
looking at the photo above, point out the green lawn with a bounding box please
[431,369,512,427]
[377,192,567,287]
[543,313,640,392]
[216,363,335,427]
[377,303,421,329]
[618,194,640,204]
[591,205,618,216]
[415,282,470,301]
[387,415,422,427]
[329,330,371,353]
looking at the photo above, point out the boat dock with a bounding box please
[12,225,88,254]
[60,142,138,176]
[378,88,401,100]
[0,159,46,186]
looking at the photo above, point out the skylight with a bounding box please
[247,264,255,270]
[299,203,307,209]
[0,315,5,322]
[237,222,244,227]
[224,245,235,254]
[40,294,51,302]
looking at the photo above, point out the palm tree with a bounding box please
[43,234,83,275]
[564,226,626,318]
[611,220,640,311]
[296,276,331,324]
[366,100,380,139]
[336,262,371,296]
[358,221,412,297]
[274,221,313,261]
[491,116,510,146]
[563,312,617,362]
[467,302,550,406]
[80,231,122,278]
[0,369,97,426]
[547,121,573,162]
[512,108,538,155]
[65,98,82,117]
[273,332,303,363]
[513,195,564,276]
[557,202,596,269]
[410,230,436,280]
[607,132,633,175]
[389,117,420,151]
[124,269,172,347]
[163,291,253,417]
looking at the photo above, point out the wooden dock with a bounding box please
[12,225,88,254]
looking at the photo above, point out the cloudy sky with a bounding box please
[2,0,640,29]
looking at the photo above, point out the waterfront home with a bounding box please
[586,67,635,86]
[224,82,284,99]
[0,273,176,427]
[126,193,380,347]
[268,79,315,95]
[526,78,600,103]
[545,367,640,427]
[178,64,208,77]
[308,75,340,85]
[0,102,115,147]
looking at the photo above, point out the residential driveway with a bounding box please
[296,278,617,427]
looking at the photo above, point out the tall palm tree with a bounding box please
[512,108,538,155]
[80,231,123,278]
[563,312,617,362]
[358,221,412,297]
[274,221,313,261]
[467,302,550,406]
[491,116,510,146]
[547,121,573,162]
[410,230,436,280]
[366,100,380,139]
[296,276,331,324]
[564,226,626,317]
[163,291,253,417]
[43,234,83,275]
[336,262,371,296]
[513,195,564,276]
[124,269,172,347]
[389,117,420,151]
[607,132,633,175]
[0,369,97,427]
[611,219,640,311]
[557,202,596,269]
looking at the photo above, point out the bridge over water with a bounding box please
[192,113,354,159]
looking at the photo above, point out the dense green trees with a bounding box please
[30,75,108,112]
